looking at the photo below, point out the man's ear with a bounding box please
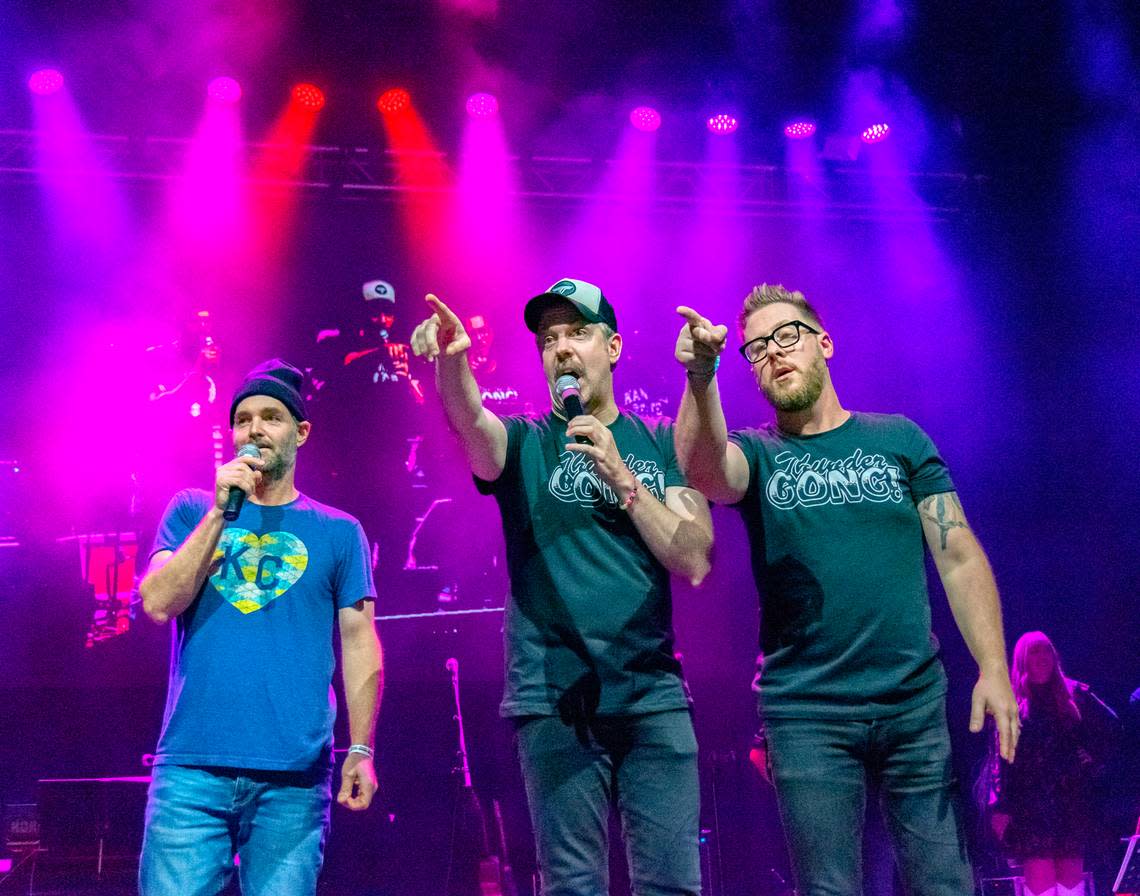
[296,420,312,446]
[818,329,835,360]
[608,332,623,367]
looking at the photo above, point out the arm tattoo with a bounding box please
[919,492,969,551]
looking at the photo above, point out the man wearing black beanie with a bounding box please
[137,358,382,896]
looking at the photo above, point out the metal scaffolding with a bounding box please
[0,129,982,222]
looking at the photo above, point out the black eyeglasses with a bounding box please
[738,320,820,364]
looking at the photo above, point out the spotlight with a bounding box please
[208,76,242,104]
[377,88,411,114]
[465,92,499,118]
[28,68,64,96]
[629,106,661,132]
[707,113,739,135]
[784,121,817,140]
[291,83,325,111]
[860,123,891,144]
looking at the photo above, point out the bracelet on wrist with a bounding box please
[618,482,639,511]
[347,743,374,759]
[686,356,720,381]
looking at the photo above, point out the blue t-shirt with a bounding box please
[729,413,954,719]
[150,489,375,771]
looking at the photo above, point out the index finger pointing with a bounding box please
[676,305,710,330]
[425,293,460,324]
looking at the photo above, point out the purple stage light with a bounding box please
[28,68,64,96]
[630,106,662,132]
[707,113,739,135]
[208,76,242,104]
[378,87,411,114]
[861,122,891,143]
[784,121,817,140]
[292,83,325,111]
[465,92,499,119]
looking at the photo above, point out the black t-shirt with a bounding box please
[477,411,691,718]
[730,412,954,719]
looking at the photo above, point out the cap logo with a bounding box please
[550,279,577,296]
[363,279,395,302]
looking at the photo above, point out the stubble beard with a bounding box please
[257,436,297,484]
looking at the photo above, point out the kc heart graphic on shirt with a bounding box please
[210,529,309,615]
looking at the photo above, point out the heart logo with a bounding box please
[210,529,309,615]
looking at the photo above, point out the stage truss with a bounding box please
[0,129,983,222]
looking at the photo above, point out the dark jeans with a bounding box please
[515,709,701,896]
[765,695,974,896]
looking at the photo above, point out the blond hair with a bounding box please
[1011,630,1080,723]
[738,284,823,336]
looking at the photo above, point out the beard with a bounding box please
[256,434,298,483]
[762,351,827,412]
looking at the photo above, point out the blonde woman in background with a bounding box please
[987,631,1119,896]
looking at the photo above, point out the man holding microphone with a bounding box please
[138,359,382,896]
[412,279,712,896]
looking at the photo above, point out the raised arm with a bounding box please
[673,306,750,505]
[139,454,263,624]
[411,294,507,482]
[337,598,382,811]
[919,491,1020,762]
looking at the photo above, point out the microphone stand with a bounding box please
[446,658,473,790]
[444,658,513,896]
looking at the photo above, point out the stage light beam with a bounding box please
[207,76,242,105]
[291,83,325,111]
[465,92,499,119]
[377,88,411,115]
[784,121,817,140]
[29,68,64,96]
[707,113,739,135]
[861,122,891,143]
[630,106,662,132]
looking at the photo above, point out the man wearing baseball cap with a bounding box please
[412,280,712,896]
[138,359,382,896]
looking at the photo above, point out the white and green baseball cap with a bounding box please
[524,277,618,333]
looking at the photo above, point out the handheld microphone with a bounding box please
[223,444,262,521]
[555,375,590,444]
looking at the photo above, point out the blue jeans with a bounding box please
[515,710,701,896]
[764,695,973,896]
[139,763,331,896]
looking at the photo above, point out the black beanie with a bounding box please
[230,359,307,424]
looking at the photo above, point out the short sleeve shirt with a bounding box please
[729,413,954,719]
[150,489,374,771]
[477,412,691,718]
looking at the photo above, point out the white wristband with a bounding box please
[347,743,374,759]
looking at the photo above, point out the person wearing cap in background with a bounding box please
[411,279,713,896]
[137,359,382,896]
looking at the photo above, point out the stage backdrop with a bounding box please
[0,163,1136,892]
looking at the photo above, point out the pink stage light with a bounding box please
[784,121,817,140]
[208,76,242,104]
[465,92,499,118]
[291,83,325,111]
[629,106,662,132]
[377,88,411,114]
[707,113,739,135]
[29,68,64,96]
[861,122,891,143]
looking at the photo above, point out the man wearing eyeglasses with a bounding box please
[672,284,1019,896]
